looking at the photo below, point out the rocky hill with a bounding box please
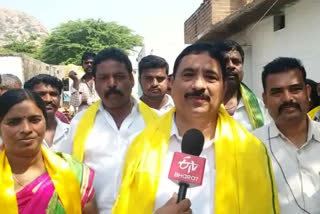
[0,8,49,46]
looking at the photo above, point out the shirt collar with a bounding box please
[53,117,70,144]
[170,114,214,150]
[269,117,320,143]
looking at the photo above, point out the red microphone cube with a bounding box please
[168,152,206,186]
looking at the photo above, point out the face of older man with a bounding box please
[170,52,224,118]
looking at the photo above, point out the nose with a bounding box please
[151,78,158,87]
[192,74,206,90]
[226,58,235,70]
[42,93,52,102]
[107,77,117,88]
[283,90,294,102]
[21,120,32,134]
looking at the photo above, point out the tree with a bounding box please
[1,34,41,58]
[39,19,143,65]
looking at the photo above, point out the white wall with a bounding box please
[231,0,320,98]
[0,56,24,82]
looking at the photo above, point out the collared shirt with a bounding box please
[314,109,320,122]
[70,81,100,112]
[64,98,146,214]
[233,97,270,131]
[253,119,320,214]
[42,117,70,152]
[154,115,215,213]
[151,94,175,116]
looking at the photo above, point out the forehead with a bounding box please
[83,58,94,62]
[96,59,128,75]
[177,52,222,73]
[141,68,167,77]
[32,83,59,92]
[4,100,43,119]
[265,69,305,89]
[224,50,242,60]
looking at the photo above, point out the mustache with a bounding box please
[184,89,210,101]
[44,101,57,108]
[278,101,301,114]
[104,87,124,97]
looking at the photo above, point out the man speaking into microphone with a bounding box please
[113,43,280,214]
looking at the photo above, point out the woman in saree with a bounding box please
[0,89,98,214]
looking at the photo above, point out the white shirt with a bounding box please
[64,98,146,214]
[151,94,175,116]
[233,97,270,131]
[253,119,320,214]
[42,117,70,152]
[154,116,215,213]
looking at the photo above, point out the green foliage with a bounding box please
[39,19,143,65]
[1,34,41,58]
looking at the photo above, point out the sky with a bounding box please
[1,0,203,71]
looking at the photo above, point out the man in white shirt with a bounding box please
[24,74,69,152]
[113,43,279,214]
[69,51,100,112]
[65,48,158,214]
[214,40,268,131]
[253,57,320,214]
[139,55,174,115]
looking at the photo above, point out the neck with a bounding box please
[175,112,218,141]
[276,116,309,148]
[104,99,133,129]
[224,89,241,115]
[83,73,94,81]
[6,149,44,174]
[140,94,167,110]
[46,115,57,130]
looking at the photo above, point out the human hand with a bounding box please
[155,193,192,214]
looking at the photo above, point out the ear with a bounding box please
[262,92,267,107]
[129,72,135,87]
[306,84,312,101]
[169,75,175,90]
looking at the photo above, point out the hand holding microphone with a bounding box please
[155,193,192,214]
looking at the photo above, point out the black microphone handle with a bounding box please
[177,182,190,203]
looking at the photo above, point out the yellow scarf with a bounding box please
[0,146,81,214]
[73,99,159,162]
[308,106,320,120]
[113,107,279,214]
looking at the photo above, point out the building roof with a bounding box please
[198,0,300,42]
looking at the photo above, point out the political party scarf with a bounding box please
[112,107,279,214]
[308,106,320,120]
[72,99,159,162]
[0,146,82,214]
[240,83,264,130]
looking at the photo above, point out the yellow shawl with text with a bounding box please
[0,146,82,214]
[112,107,279,214]
[72,99,159,162]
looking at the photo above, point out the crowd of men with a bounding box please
[1,40,320,214]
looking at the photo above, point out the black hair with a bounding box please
[0,89,47,123]
[172,43,226,80]
[93,47,132,77]
[138,55,169,77]
[306,79,320,109]
[24,74,63,95]
[262,57,307,91]
[81,51,96,63]
[213,40,244,62]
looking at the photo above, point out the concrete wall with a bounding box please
[230,0,320,98]
[0,54,66,83]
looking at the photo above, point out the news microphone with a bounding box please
[168,128,205,203]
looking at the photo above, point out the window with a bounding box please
[274,13,285,31]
